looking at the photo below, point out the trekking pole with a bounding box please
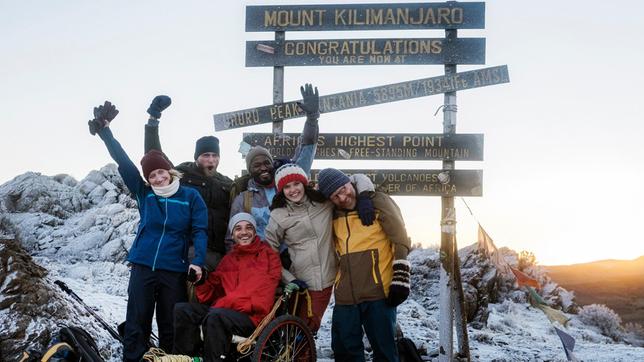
[55,280,124,343]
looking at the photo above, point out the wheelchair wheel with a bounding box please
[250,315,316,362]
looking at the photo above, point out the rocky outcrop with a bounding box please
[0,238,120,361]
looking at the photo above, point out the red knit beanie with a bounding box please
[275,163,308,193]
[140,150,173,181]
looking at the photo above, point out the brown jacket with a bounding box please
[332,191,410,305]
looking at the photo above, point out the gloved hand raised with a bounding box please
[88,101,119,135]
[387,259,411,307]
[147,95,172,120]
[297,83,319,120]
[356,191,376,226]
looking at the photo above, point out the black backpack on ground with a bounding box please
[397,336,423,362]
[20,326,103,362]
[59,326,103,362]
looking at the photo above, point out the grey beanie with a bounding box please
[228,212,257,233]
[318,168,351,198]
[245,146,273,172]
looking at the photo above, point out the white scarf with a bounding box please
[152,176,180,198]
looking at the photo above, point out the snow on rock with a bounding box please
[0,239,121,361]
[1,167,644,362]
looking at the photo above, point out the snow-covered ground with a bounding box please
[1,167,643,361]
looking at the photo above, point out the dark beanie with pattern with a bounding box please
[194,136,220,160]
[140,150,173,181]
[317,168,350,198]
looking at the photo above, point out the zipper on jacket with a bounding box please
[344,212,358,304]
[152,198,169,271]
[371,250,379,285]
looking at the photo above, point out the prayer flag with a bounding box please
[477,224,511,276]
[554,327,579,361]
[510,266,540,289]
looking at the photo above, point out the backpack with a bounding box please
[57,326,103,362]
[229,174,251,209]
[397,336,423,362]
[19,326,103,362]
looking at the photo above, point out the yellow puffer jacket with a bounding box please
[332,192,410,305]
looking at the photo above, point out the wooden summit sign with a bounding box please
[246,38,484,67]
[214,65,509,131]
[309,169,483,196]
[246,2,485,31]
[246,38,485,66]
[242,133,484,161]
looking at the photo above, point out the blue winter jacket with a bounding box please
[98,127,207,272]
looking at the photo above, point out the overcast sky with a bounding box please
[2,0,643,265]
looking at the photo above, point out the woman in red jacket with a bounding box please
[173,213,281,361]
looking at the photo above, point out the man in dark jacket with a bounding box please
[144,95,233,271]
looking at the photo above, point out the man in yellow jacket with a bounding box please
[318,168,412,362]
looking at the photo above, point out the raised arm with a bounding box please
[144,95,172,154]
[88,101,145,198]
[293,84,319,175]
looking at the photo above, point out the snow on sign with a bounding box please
[242,133,484,161]
[309,169,483,196]
[214,65,509,131]
[245,2,485,31]
[245,38,485,66]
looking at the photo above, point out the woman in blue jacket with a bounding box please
[88,101,208,361]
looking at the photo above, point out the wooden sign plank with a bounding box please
[309,169,482,196]
[246,2,485,31]
[242,133,484,161]
[246,38,485,67]
[214,65,509,131]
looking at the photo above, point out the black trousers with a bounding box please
[123,264,187,362]
[173,303,255,362]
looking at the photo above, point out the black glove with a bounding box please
[297,83,319,120]
[280,249,292,270]
[291,279,308,290]
[356,191,375,226]
[187,267,207,286]
[147,95,172,119]
[387,259,411,307]
[194,268,207,286]
[88,101,119,135]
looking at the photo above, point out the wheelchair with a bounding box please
[232,288,317,362]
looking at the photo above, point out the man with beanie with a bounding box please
[317,168,412,362]
[144,95,233,271]
[229,84,320,245]
[173,212,281,361]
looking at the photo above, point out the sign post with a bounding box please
[214,65,509,131]
[242,133,484,161]
[273,31,285,134]
[246,38,485,67]
[233,3,505,359]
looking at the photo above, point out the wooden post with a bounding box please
[438,27,457,362]
[453,238,471,361]
[272,31,285,134]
